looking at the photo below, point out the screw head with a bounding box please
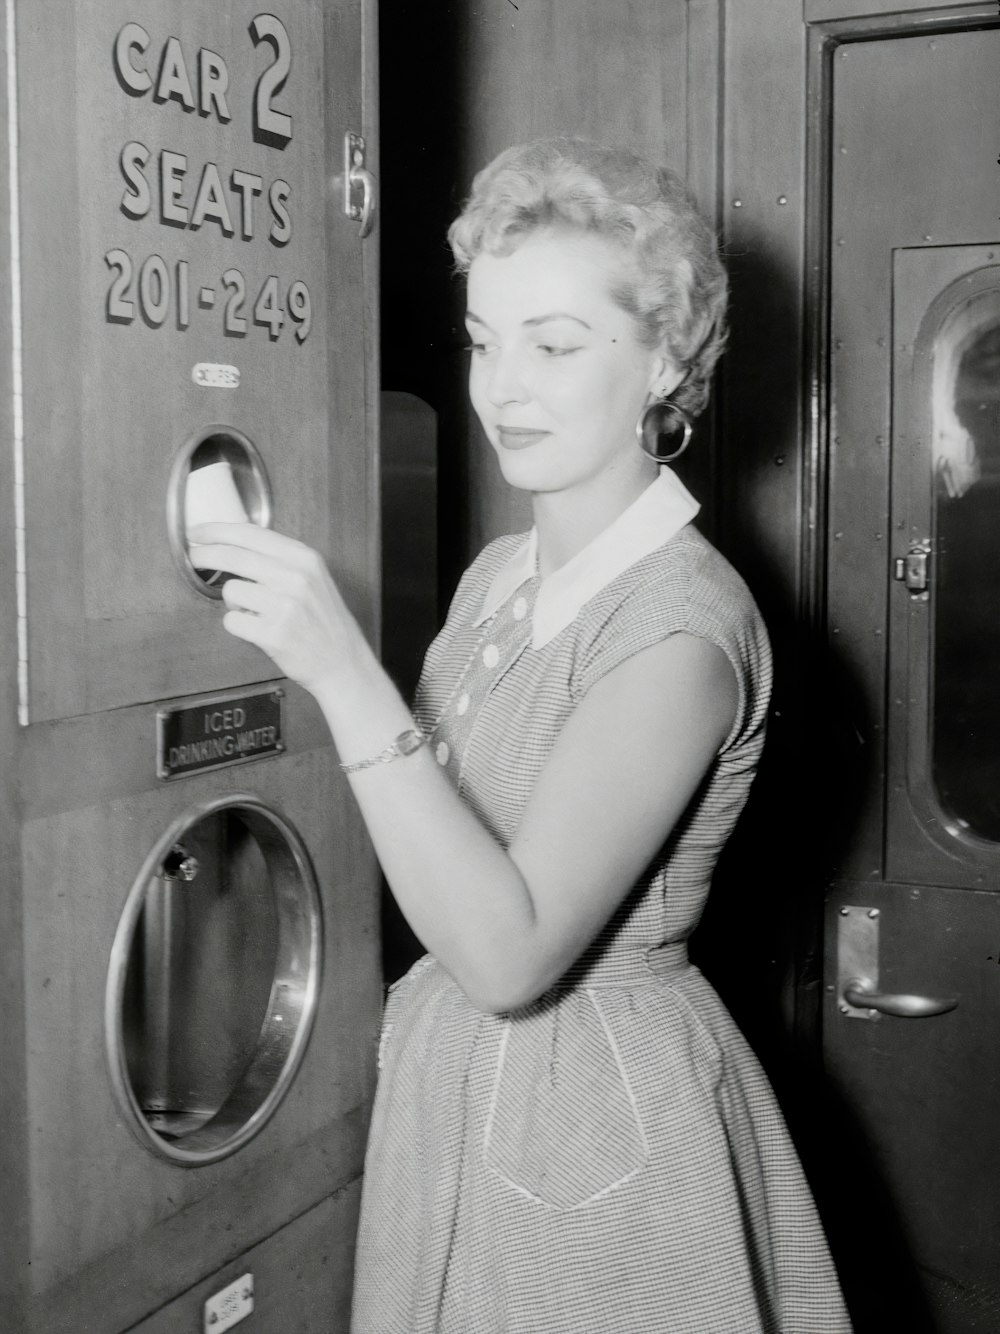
[867,908,880,919]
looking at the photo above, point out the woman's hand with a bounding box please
[187,522,363,699]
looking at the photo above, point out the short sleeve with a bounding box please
[570,540,772,755]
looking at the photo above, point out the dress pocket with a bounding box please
[484,989,648,1210]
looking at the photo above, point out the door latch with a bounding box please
[893,540,931,598]
[836,905,958,1020]
[343,132,376,239]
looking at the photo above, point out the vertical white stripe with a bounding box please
[5,0,27,724]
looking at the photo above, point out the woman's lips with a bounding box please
[496,426,550,450]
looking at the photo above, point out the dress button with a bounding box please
[482,644,500,669]
[456,693,470,716]
[512,596,528,621]
[435,742,450,766]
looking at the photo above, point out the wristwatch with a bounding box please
[339,727,426,775]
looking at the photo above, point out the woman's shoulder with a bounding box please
[570,526,771,721]
[672,528,764,626]
[585,525,762,632]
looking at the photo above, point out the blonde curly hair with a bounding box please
[448,138,728,419]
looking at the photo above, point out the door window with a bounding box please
[887,250,1000,885]
[931,290,1000,841]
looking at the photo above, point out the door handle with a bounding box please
[343,132,376,238]
[836,905,960,1020]
[843,977,958,1018]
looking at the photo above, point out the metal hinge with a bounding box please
[343,132,376,238]
[893,540,931,598]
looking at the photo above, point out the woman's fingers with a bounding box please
[187,524,336,602]
[187,521,308,559]
[186,524,355,696]
[218,579,293,655]
[187,522,309,577]
[220,577,271,615]
[221,607,268,645]
[188,542,278,584]
[189,540,325,593]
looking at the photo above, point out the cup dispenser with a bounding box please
[106,794,322,1166]
[167,425,273,598]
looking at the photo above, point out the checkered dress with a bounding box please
[352,525,850,1333]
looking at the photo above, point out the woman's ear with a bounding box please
[647,354,685,401]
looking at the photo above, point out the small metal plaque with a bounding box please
[157,688,284,781]
[192,363,240,389]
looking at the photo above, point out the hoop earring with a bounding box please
[636,399,694,464]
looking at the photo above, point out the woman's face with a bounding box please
[465,228,678,495]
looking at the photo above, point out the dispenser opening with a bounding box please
[106,796,322,1165]
[167,426,272,599]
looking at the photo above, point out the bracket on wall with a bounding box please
[343,131,376,238]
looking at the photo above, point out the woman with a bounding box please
[190,139,849,1333]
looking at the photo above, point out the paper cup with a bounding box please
[184,460,251,528]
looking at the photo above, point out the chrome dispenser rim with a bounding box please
[166,425,273,600]
[105,792,323,1167]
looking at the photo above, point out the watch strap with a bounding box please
[339,726,426,775]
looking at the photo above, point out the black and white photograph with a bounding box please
[1,2,998,1331]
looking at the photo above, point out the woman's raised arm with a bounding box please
[189,520,737,1012]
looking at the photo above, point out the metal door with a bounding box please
[822,25,1000,1332]
[0,2,380,1330]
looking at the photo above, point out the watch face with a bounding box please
[398,729,425,757]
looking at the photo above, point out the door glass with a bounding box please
[932,287,1000,840]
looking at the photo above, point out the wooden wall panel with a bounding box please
[455,2,690,169]
[0,9,30,1329]
[17,1,350,721]
[719,0,806,616]
[3,2,381,1328]
[806,0,964,16]
[130,1182,361,1334]
[687,0,816,1063]
[21,744,377,1318]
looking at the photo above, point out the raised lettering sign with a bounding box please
[105,17,311,346]
[157,687,284,780]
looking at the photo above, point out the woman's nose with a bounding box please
[484,351,530,407]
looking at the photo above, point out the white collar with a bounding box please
[475,468,700,649]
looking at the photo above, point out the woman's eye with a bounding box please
[465,341,494,356]
[536,344,579,357]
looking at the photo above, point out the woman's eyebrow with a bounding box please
[465,310,593,331]
[524,312,592,330]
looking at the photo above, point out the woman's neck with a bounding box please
[531,454,659,576]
